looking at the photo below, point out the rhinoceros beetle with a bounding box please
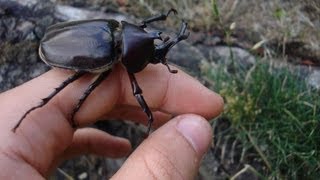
[12,9,189,134]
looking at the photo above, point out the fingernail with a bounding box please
[176,115,212,155]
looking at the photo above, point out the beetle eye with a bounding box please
[149,31,162,40]
[163,36,170,42]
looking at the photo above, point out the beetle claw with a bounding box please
[167,8,178,16]
[163,60,178,74]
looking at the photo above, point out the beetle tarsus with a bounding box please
[167,8,178,16]
[140,8,178,28]
[70,70,112,128]
[128,73,154,135]
[12,71,85,132]
[163,61,178,73]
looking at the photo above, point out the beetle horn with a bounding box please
[149,31,162,40]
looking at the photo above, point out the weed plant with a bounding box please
[206,60,320,179]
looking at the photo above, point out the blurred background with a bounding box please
[0,0,319,179]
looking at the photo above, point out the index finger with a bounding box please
[71,64,224,125]
[2,64,223,130]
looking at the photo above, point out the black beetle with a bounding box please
[12,9,189,134]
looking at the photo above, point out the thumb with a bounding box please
[112,114,212,180]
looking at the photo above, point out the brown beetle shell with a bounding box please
[39,19,120,73]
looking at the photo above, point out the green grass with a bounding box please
[205,60,320,179]
[126,1,320,178]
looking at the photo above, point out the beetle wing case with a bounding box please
[39,19,120,73]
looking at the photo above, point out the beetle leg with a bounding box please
[128,72,153,134]
[12,71,86,132]
[140,8,177,28]
[70,70,112,128]
[162,59,178,73]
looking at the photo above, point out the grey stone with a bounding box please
[308,70,320,90]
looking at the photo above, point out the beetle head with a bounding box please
[151,20,189,73]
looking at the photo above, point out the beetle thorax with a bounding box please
[120,21,161,74]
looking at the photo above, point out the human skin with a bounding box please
[0,64,223,179]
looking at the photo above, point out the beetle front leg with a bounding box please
[128,73,153,134]
[154,21,189,73]
[70,70,111,128]
[140,8,177,28]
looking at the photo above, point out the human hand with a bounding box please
[0,64,223,179]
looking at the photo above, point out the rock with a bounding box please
[1,1,318,180]
[0,2,204,179]
[55,5,128,22]
[308,70,320,90]
[209,46,255,69]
